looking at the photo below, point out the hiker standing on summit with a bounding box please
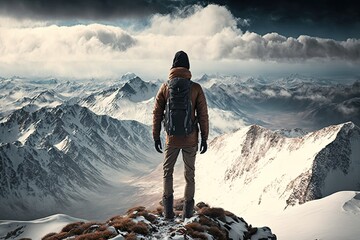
[152,51,209,220]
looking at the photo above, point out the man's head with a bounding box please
[171,51,190,69]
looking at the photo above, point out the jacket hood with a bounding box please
[171,51,190,69]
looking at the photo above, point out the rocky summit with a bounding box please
[40,202,276,240]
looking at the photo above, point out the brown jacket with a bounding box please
[153,68,209,147]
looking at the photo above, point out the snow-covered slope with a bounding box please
[195,122,360,213]
[0,76,112,117]
[80,77,158,125]
[0,214,84,240]
[0,104,159,220]
[200,75,360,130]
[274,128,308,138]
[247,191,360,240]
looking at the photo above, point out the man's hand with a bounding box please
[200,139,207,154]
[155,139,163,153]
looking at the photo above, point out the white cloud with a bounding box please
[279,89,292,97]
[0,16,48,28]
[337,104,358,115]
[262,89,277,97]
[0,4,359,79]
[0,23,135,62]
[145,4,241,36]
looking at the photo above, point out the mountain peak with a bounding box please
[339,121,357,131]
[0,103,157,220]
[196,122,360,213]
[121,72,138,81]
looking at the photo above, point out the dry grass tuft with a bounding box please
[125,232,137,240]
[187,230,208,240]
[111,217,136,232]
[185,222,205,232]
[75,230,115,240]
[125,206,157,223]
[70,222,103,236]
[42,232,69,240]
[61,221,84,233]
[198,207,226,221]
[196,202,210,210]
[129,222,149,235]
[108,215,123,223]
[208,226,227,240]
[198,215,217,227]
[126,206,146,215]
[41,232,57,240]
[224,210,236,218]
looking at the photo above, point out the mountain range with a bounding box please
[0,103,158,220]
[2,74,359,133]
[0,73,360,239]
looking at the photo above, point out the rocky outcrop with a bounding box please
[41,203,276,240]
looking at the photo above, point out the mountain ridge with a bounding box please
[195,122,360,213]
[0,103,159,220]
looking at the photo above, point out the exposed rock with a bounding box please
[40,204,276,240]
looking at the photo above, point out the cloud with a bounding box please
[129,5,360,62]
[0,0,167,19]
[0,0,358,40]
[0,5,359,79]
[0,23,136,62]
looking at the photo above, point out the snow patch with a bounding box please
[18,123,35,144]
[54,136,71,152]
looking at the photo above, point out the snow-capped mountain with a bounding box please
[195,122,360,214]
[121,72,139,81]
[80,76,159,125]
[0,104,159,220]
[2,74,359,135]
[199,75,360,131]
[274,128,308,138]
[0,75,126,117]
[1,73,360,239]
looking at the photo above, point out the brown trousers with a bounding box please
[163,145,197,201]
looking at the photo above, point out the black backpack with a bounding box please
[164,78,194,136]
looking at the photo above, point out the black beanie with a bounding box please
[171,51,190,69]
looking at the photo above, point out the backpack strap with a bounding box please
[183,81,193,132]
[188,81,199,127]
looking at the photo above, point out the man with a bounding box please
[152,50,209,220]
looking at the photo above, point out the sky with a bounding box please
[0,0,359,80]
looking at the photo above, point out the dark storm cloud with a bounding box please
[2,0,358,23]
[194,0,360,24]
[0,0,174,19]
[1,0,358,39]
[196,0,360,39]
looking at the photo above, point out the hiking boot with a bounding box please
[162,195,175,220]
[182,199,194,219]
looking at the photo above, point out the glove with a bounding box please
[199,139,207,154]
[155,139,163,153]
